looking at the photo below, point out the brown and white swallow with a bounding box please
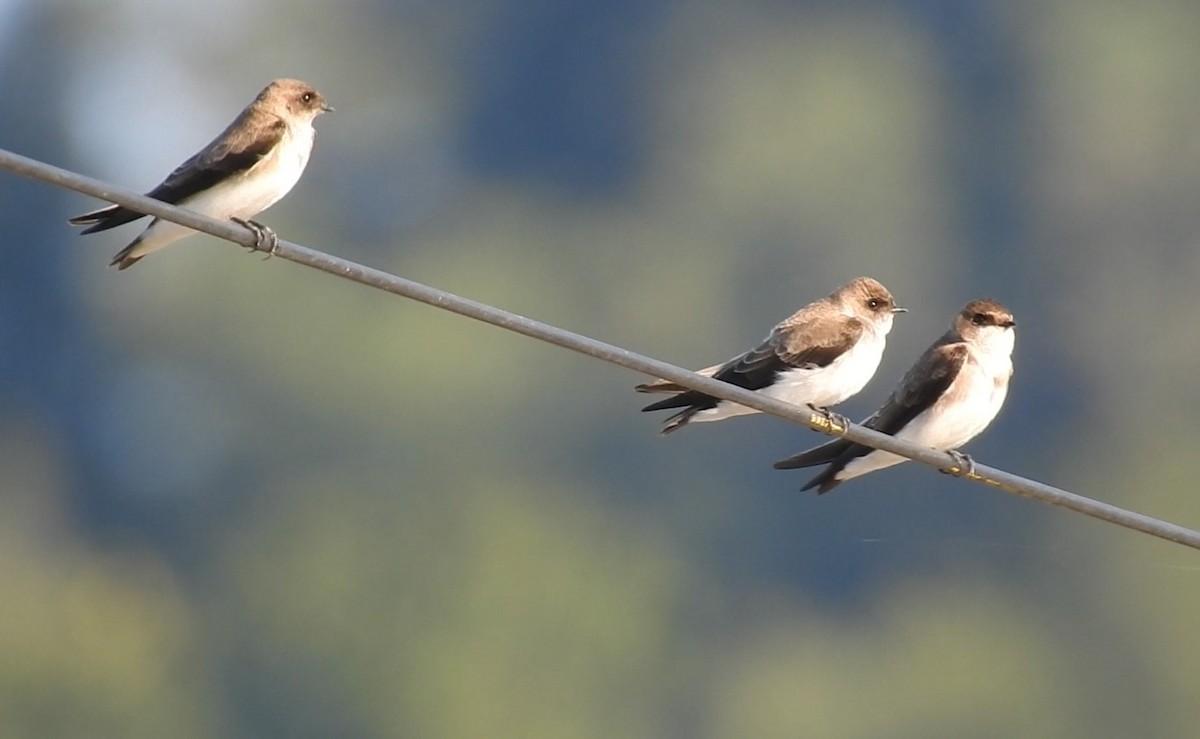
[69,78,332,269]
[774,299,1015,493]
[637,277,906,434]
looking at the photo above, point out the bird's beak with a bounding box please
[892,306,908,314]
[322,104,335,113]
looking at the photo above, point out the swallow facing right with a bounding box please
[774,299,1016,493]
[637,277,906,434]
[69,78,332,269]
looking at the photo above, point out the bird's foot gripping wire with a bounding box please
[232,218,278,259]
[942,449,976,477]
[809,404,851,435]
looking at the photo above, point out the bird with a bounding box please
[636,277,906,434]
[773,298,1016,493]
[69,78,332,269]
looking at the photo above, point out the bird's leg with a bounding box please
[232,217,278,258]
[943,449,976,477]
[809,404,851,435]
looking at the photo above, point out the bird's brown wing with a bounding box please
[69,108,286,233]
[640,314,865,412]
[774,340,968,492]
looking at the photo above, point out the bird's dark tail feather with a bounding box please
[69,204,148,234]
[642,385,727,417]
[772,439,852,470]
[659,407,700,435]
[109,238,144,270]
[775,440,854,494]
[642,391,706,413]
[801,469,843,495]
[635,380,686,395]
[67,205,116,226]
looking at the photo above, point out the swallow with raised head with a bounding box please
[774,299,1015,493]
[637,277,906,434]
[69,78,332,269]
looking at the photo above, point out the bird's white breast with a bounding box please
[899,354,1009,452]
[188,121,315,221]
[836,339,1012,482]
[126,120,317,261]
[690,326,888,424]
[770,327,889,409]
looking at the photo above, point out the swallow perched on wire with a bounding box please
[637,277,906,434]
[774,299,1015,492]
[69,78,332,269]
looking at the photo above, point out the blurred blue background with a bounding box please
[3,0,1200,736]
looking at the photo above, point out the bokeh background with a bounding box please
[3,0,1200,736]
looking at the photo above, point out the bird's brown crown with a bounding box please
[836,277,903,317]
[258,78,332,118]
[955,299,1016,332]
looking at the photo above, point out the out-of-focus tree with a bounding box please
[1,0,1199,736]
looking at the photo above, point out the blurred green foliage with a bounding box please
[3,0,1200,736]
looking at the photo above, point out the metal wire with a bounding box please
[3,146,1199,551]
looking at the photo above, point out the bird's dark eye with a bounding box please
[972,313,988,325]
[301,92,314,103]
[867,298,882,310]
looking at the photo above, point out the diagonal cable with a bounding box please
[2,146,1198,551]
